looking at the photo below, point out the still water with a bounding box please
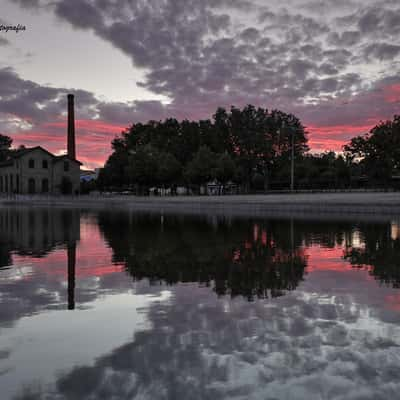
[1,208,400,399]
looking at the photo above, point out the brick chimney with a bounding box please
[67,94,76,160]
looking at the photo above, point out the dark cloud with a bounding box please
[319,63,339,75]
[239,27,260,42]
[364,43,400,61]
[2,0,400,163]
[328,30,361,46]
[358,8,382,33]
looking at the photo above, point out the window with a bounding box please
[63,161,70,172]
[0,176,3,192]
[10,175,13,192]
[42,160,48,169]
[29,159,35,168]
[41,178,49,193]
[28,178,35,194]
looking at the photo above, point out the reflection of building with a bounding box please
[0,94,82,195]
[0,208,80,309]
[0,208,80,257]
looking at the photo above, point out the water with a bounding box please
[1,208,400,400]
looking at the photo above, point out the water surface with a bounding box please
[1,208,400,399]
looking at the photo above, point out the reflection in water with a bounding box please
[67,244,76,310]
[0,208,80,260]
[98,212,308,300]
[1,209,400,399]
[344,222,400,288]
[0,208,79,312]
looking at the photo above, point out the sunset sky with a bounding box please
[1,0,400,169]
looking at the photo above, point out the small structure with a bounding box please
[0,94,82,195]
[200,180,239,195]
[80,168,100,183]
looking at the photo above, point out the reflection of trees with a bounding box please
[344,223,400,287]
[98,212,308,301]
[296,220,354,249]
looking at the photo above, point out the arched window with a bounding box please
[28,178,35,194]
[41,178,49,193]
[29,159,35,168]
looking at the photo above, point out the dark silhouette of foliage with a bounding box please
[99,105,308,192]
[0,133,12,162]
[97,212,307,301]
[343,223,400,288]
[344,115,400,184]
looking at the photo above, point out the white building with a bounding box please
[0,94,82,195]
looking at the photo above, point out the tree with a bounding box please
[214,153,236,187]
[0,133,12,162]
[99,105,309,193]
[344,115,400,184]
[126,145,159,192]
[156,152,182,187]
[184,146,216,189]
[98,150,130,189]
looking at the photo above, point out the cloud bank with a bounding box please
[2,0,400,166]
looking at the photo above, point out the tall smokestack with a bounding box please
[67,94,76,160]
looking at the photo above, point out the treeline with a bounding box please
[97,105,308,193]
[95,108,400,193]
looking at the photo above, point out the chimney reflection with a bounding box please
[67,243,76,310]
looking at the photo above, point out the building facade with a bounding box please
[0,94,82,195]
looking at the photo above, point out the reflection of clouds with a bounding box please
[14,276,400,400]
[3,212,400,399]
[0,259,137,329]
[0,215,141,330]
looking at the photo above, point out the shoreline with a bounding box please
[1,192,400,220]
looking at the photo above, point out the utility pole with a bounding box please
[290,126,295,192]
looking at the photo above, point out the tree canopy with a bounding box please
[99,105,309,193]
[344,115,400,183]
[95,109,400,193]
[0,133,12,162]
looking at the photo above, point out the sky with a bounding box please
[1,0,400,169]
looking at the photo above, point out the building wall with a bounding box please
[0,149,81,195]
[19,149,53,194]
[53,158,81,195]
[0,165,15,193]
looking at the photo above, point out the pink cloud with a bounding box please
[11,119,126,169]
[384,83,400,103]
